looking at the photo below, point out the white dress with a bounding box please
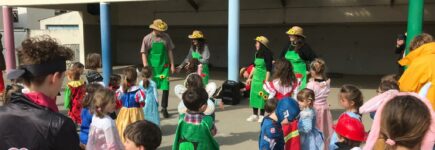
[86,115,124,150]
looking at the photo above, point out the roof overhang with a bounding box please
[1,0,162,7]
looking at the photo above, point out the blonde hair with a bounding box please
[91,88,115,118]
[297,88,315,107]
[310,58,327,79]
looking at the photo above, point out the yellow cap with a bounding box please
[255,36,270,48]
[149,19,168,31]
[188,30,205,39]
[286,26,305,37]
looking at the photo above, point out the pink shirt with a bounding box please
[306,79,331,106]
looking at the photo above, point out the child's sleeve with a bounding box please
[63,86,72,110]
[298,110,314,133]
[104,126,124,150]
[152,81,159,103]
[136,89,146,107]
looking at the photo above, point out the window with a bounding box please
[46,25,79,30]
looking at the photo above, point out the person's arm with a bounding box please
[178,48,193,69]
[64,86,72,110]
[53,119,81,150]
[279,42,290,58]
[140,36,150,67]
[299,44,317,62]
[264,50,273,82]
[247,67,255,85]
[104,125,124,150]
[166,34,176,74]
[200,45,210,64]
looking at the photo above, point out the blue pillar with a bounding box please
[228,0,240,81]
[100,2,111,86]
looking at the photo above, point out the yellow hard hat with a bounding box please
[149,19,168,31]
[188,30,205,39]
[286,26,305,38]
[255,36,270,48]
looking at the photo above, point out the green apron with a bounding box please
[192,51,209,85]
[148,36,170,90]
[173,114,219,150]
[285,50,307,90]
[249,54,269,109]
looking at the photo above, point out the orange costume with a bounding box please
[398,42,435,109]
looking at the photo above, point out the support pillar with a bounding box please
[228,0,240,81]
[100,2,112,86]
[405,0,424,56]
[2,6,16,72]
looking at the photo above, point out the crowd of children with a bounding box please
[0,20,435,150]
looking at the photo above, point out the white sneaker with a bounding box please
[258,115,264,123]
[246,115,258,122]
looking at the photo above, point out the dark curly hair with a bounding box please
[17,36,74,85]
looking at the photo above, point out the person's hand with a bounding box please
[170,64,175,74]
[396,39,404,47]
[246,78,252,85]
[218,101,224,110]
[176,66,182,73]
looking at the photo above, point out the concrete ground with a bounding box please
[8,68,379,149]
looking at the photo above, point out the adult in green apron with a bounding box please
[247,36,273,123]
[141,19,176,118]
[177,30,210,85]
[280,26,317,91]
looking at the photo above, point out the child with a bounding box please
[263,59,298,100]
[240,64,254,96]
[275,97,301,150]
[329,84,363,150]
[116,67,146,143]
[86,88,123,149]
[363,93,435,150]
[247,36,273,122]
[80,83,103,146]
[109,74,122,91]
[332,113,366,150]
[85,53,104,86]
[296,89,324,150]
[139,66,160,126]
[0,36,79,149]
[259,98,284,150]
[173,88,219,150]
[64,62,86,124]
[123,120,162,150]
[306,58,333,147]
[175,73,217,116]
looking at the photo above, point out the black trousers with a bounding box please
[161,90,169,109]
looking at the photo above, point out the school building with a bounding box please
[1,0,434,84]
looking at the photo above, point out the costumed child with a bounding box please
[86,88,123,149]
[360,74,400,120]
[329,85,363,150]
[240,64,254,97]
[115,67,146,143]
[363,94,435,150]
[79,83,103,146]
[172,88,219,150]
[246,36,273,122]
[275,97,301,150]
[259,98,284,150]
[332,113,366,150]
[64,62,86,124]
[139,66,160,126]
[109,74,122,91]
[85,53,104,86]
[263,58,298,101]
[306,58,333,147]
[296,88,324,150]
[123,120,162,150]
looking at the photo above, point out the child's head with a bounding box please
[275,97,300,124]
[409,33,433,51]
[334,113,366,147]
[309,58,327,79]
[339,84,363,112]
[377,74,399,94]
[140,66,153,89]
[82,83,104,109]
[264,98,278,114]
[182,88,208,112]
[109,74,121,88]
[67,62,84,81]
[123,120,162,150]
[85,53,101,70]
[380,95,431,149]
[91,88,116,118]
[272,59,296,87]
[14,36,74,98]
[297,88,315,109]
[239,67,249,79]
[122,67,138,92]
[184,73,204,89]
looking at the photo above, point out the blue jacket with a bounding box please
[259,116,284,150]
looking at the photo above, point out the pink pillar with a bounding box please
[2,6,16,71]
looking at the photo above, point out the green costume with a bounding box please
[148,36,170,90]
[173,114,219,150]
[285,50,307,90]
[249,53,268,109]
[192,51,209,84]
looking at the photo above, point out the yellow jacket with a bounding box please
[399,42,435,109]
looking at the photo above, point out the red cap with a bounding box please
[333,113,367,142]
